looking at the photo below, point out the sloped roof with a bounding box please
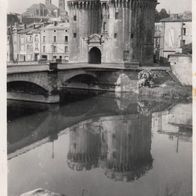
[45,3,58,11]
[41,22,69,30]
[26,3,46,11]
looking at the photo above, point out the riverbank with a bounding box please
[139,80,192,100]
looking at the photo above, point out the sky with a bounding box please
[7,0,192,14]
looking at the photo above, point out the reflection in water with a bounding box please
[67,124,101,171]
[100,115,152,182]
[7,93,192,196]
[67,114,153,182]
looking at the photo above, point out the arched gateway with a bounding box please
[88,47,101,64]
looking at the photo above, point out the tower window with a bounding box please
[54,36,56,42]
[65,46,68,52]
[103,22,106,31]
[115,12,119,19]
[183,28,186,35]
[131,33,134,38]
[73,15,77,21]
[114,33,117,38]
[65,36,68,42]
[123,50,129,61]
[73,33,77,38]
[43,36,45,43]
[43,46,45,52]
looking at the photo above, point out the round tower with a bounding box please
[68,0,157,66]
[67,0,102,63]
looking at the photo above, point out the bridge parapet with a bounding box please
[7,63,50,74]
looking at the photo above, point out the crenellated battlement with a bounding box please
[68,0,157,9]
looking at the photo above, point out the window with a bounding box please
[115,12,119,19]
[182,40,186,46]
[114,33,117,38]
[54,29,56,32]
[123,50,129,61]
[73,15,77,21]
[43,36,45,43]
[43,46,45,52]
[73,33,77,38]
[27,36,32,42]
[35,43,39,50]
[35,35,38,42]
[54,36,56,42]
[64,46,68,52]
[53,46,56,53]
[131,33,134,39]
[103,22,106,31]
[183,28,186,35]
[65,36,68,42]
[21,37,24,44]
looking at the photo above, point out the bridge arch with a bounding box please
[66,74,98,84]
[7,81,49,96]
[88,47,101,64]
[7,73,53,93]
[59,70,98,85]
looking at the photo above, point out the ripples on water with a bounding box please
[7,93,192,196]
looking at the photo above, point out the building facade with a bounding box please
[154,14,192,62]
[68,0,157,66]
[40,22,69,61]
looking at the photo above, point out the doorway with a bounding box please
[88,47,101,64]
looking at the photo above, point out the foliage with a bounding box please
[7,14,20,26]
[137,70,156,88]
[155,9,170,22]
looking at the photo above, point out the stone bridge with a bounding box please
[7,62,171,103]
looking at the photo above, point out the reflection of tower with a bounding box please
[100,114,153,182]
[67,123,101,171]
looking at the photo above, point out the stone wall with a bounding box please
[169,54,192,86]
[68,0,156,65]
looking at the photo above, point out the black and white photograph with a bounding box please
[3,0,193,195]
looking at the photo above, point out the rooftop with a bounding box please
[41,22,69,30]
[160,13,192,22]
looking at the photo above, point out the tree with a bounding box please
[155,9,170,22]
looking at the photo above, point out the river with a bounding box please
[7,92,192,196]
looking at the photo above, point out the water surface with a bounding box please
[8,93,192,196]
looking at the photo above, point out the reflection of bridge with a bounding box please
[8,96,175,160]
[7,63,171,103]
[7,96,126,159]
[8,96,153,182]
